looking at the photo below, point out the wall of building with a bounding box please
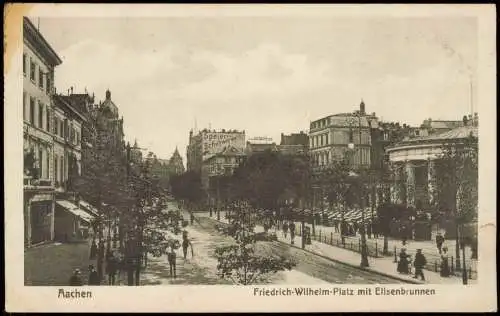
[23,39,55,183]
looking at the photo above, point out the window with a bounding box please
[39,70,44,89]
[23,54,27,76]
[63,119,68,139]
[23,92,27,121]
[46,109,50,131]
[46,149,50,180]
[325,134,329,145]
[38,148,43,178]
[76,131,80,145]
[46,75,51,95]
[54,155,58,183]
[54,117,59,136]
[30,59,36,81]
[29,97,35,125]
[415,130,420,136]
[383,131,389,141]
[38,102,44,128]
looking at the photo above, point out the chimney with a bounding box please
[70,86,74,95]
[359,100,366,115]
[106,89,111,100]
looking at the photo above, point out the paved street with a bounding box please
[140,207,405,285]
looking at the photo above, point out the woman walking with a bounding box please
[182,230,194,260]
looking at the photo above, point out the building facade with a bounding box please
[23,17,62,247]
[168,147,185,175]
[386,118,478,239]
[309,101,373,172]
[186,128,246,190]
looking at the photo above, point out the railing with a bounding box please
[296,224,384,258]
[294,222,477,280]
[24,177,52,187]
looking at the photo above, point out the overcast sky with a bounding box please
[35,16,477,163]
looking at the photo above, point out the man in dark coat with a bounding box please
[69,269,83,286]
[88,264,100,285]
[413,249,427,281]
[436,233,445,254]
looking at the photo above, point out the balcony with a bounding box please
[24,176,54,190]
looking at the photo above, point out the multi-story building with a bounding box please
[168,147,185,175]
[278,131,309,156]
[23,17,62,247]
[245,136,277,156]
[309,101,373,172]
[52,91,87,193]
[186,128,246,190]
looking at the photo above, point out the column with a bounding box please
[50,195,55,241]
[427,159,437,208]
[390,162,403,204]
[406,162,415,207]
[25,197,32,247]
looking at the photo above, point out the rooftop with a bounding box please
[23,17,62,66]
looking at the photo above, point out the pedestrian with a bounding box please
[190,212,195,225]
[436,232,445,254]
[182,230,194,260]
[397,248,410,274]
[69,269,83,286]
[88,264,100,285]
[413,249,427,281]
[166,244,177,278]
[282,222,289,238]
[89,239,97,260]
[289,221,295,245]
[440,247,450,277]
[106,252,117,285]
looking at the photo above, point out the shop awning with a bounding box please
[78,200,100,217]
[56,200,95,223]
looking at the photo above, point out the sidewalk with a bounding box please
[198,211,475,285]
[25,240,93,286]
[288,221,477,280]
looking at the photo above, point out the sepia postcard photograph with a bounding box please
[4,3,497,313]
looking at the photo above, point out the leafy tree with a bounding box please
[435,133,478,270]
[215,202,296,285]
[72,112,129,282]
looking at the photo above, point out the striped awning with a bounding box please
[56,200,96,223]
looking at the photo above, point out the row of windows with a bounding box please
[311,118,329,130]
[26,142,50,180]
[24,92,81,146]
[310,133,330,148]
[311,148,370,167]
[23,53,52,94]
[23,92,50,132]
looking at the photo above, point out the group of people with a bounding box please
[396,237,453,281]
[281,221,296,244]
[396,246,428,281]
[165,230,194,278]
[70,210,196,285]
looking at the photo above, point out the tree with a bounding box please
[435,133,478,271]
[72,112,129,282]
[215,202,296,285]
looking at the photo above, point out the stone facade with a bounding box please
[23,17,62,247]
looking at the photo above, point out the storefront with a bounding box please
[54,200,95,242]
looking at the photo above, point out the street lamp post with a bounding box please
[348,112,369,268]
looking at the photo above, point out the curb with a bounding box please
[275,239,422,285]
[197,213,422,284]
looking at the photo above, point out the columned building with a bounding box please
[386,119,478,239]
[23,17,62,247]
